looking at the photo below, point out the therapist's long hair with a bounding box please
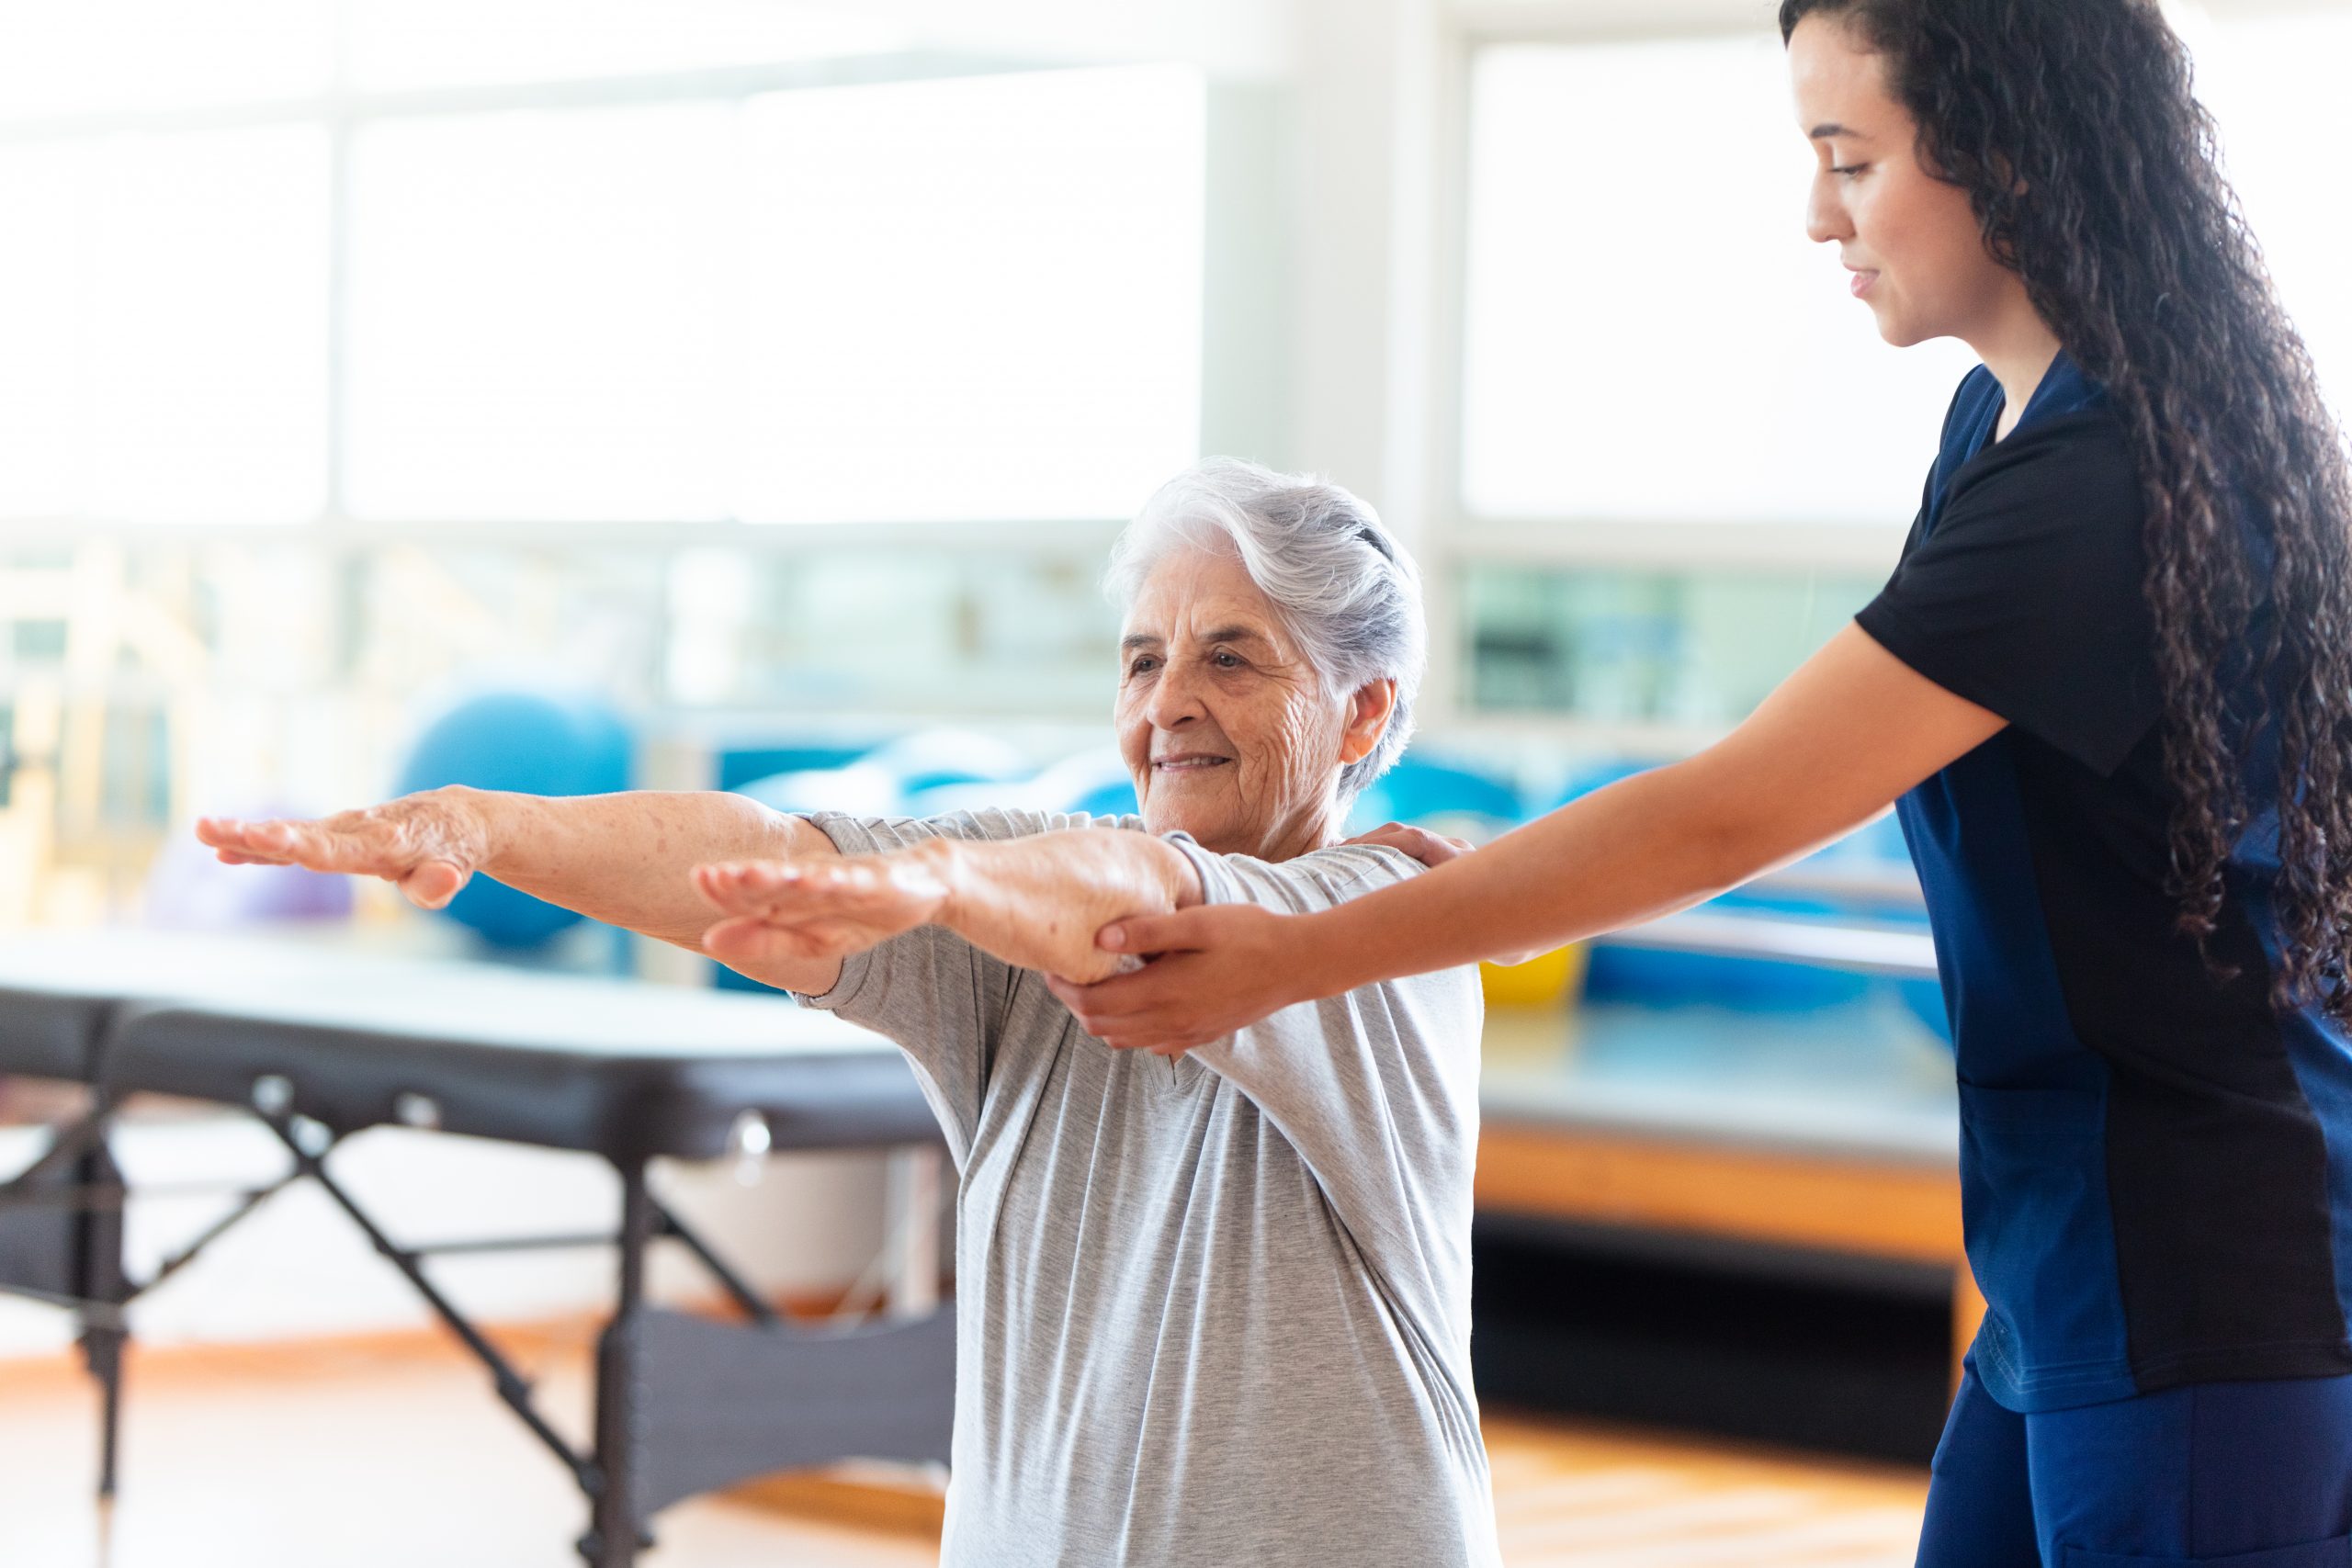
[1781,0,2352,1020]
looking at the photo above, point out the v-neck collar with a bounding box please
[1981,348,2100,454]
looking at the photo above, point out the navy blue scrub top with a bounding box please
[1856,352,2352,1413]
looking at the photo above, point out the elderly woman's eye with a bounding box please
[1212,651,1244,670]
[1127,656,1159,676]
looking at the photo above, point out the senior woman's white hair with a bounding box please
[1103,457,1426,800]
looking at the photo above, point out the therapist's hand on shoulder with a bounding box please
[1341,820,1476,867]
[194,789,489,909]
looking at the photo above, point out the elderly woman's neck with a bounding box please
[1207,796,1348,863]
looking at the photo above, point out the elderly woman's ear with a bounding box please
[1340,679,1400,765]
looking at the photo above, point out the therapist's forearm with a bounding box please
[1236,622,2001,1010]
[1296,761,1798,1000]
[458,786,817,951]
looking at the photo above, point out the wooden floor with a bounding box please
[0,1331,1928,1567]
[1483,1416,1927,1566]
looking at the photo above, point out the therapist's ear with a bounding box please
[1338,678,1398,765]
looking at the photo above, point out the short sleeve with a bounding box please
[1855,411,2163,775]
[1160,836,1484,1291]
[793,806,1133,1158]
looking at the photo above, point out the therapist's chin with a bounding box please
[1867,300,1938,350]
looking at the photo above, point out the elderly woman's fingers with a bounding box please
[695,858,814,912]
[396,860,469,910]
[198,812,397,878]
[695,854,950,955]
[695,858,885,919]
[702,912,877,962]
[196,816,306,865]
[703,914,828,966]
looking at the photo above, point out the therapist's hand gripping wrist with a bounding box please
[1048,903,1342,1055]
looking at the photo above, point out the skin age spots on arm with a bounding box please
[694,826,1204,987]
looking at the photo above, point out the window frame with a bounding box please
[1428,0,2342,578]
[1430,6,1922,583]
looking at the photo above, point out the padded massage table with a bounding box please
[0,931,950,1567]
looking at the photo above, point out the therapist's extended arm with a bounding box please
[1050,625,2008,1052]
[693,828,1203,986]
[195,787,847,991]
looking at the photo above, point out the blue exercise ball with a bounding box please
[396,691,632,949]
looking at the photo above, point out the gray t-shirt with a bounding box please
[796,807,1498,1568]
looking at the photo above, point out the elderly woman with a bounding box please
[198,457,1499,1567]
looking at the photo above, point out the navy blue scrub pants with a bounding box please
[1917,1353,2352,1567]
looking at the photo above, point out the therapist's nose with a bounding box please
[1805,171,1852,246]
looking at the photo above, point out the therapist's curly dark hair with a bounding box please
[1782,0,2352,1020]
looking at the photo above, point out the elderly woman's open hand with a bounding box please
[194,790,488,909]
[1045,902,1311,1055]
[694,853,949,970]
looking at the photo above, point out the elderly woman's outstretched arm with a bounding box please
[196,787,850,992]
[694,828,1203,987]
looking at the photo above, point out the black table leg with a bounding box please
[585,1159,656,1568]
[78,1136,128,1498]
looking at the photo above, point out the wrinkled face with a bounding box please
[1115,547,1364,860]
[1791,15,2016,348]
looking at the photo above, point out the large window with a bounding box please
[1461,35,1975,529]
[1457,18,2352,533]
[0,8,1207,530]
[345,104,741,523]
[734,67,1204,525]
[0,127,333,525]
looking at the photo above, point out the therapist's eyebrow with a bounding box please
[1809,121,1872,141]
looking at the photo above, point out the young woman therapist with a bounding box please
[1052,1,2352,1561]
